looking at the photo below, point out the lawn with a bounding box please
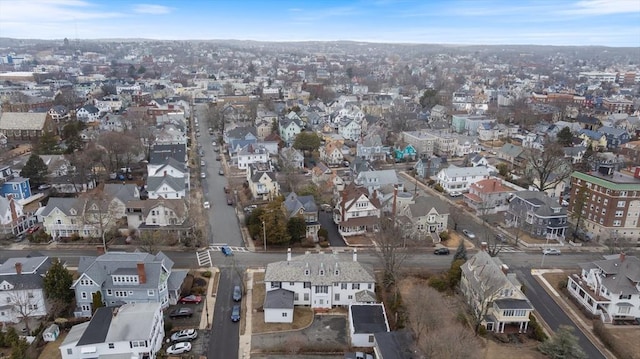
[38,332,66,359]
[483,338,546,359]
[251,272,314,334]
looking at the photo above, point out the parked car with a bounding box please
[226,195,234,205]
[218,169,224,175]
[355,352,374,359]
[231,304,241,322]
[26,225,40,234]
[244,205,257,213]
[320,204,332,213]
[495,234,507,243]
[462,229,476,239]
[216,155,221,161]
[201,160,205,166]
[166,342,192,355]
[542,248,561,255]
[450,191,462,197]
[224,186,230,193]
[203,201,210,209]
[233,285,242,302]
[221,246,233,256]
[37,184,51,190]
[200,172,206,178]
[170,329,198,342]
[434,248,450,255]
[169,307,193,318]
[178,295,202,304]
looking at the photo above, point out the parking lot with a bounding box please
[164,301,209,356]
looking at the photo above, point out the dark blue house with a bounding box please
[1,177,32,200]
[598,126,631,149]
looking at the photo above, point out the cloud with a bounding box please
[561,0,640,15]
[0,0,124,22]
[132,4,173,15]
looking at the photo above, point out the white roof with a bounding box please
[0,112,47,130]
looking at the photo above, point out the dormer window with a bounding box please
[304,269,310,276]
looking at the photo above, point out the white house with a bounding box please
[279,117,303,144]
[264,249,376,312]
[236,144,269,170]
[338,119,363,141]
[348,304,390,347]
[436,165,491,194]
[263,288,295,323]
[279,147,304,169]
[59,303,165,359]
[567,253,640,324]
[354,170,402,192]
[0,256,51,324]
[125,199,188,230]
[76,105,101,122]
[146,176,186,199]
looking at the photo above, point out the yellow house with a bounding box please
[578,129,607,150]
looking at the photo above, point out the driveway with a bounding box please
[252,315,348,353]
[319,211,346,247]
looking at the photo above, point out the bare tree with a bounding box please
[462,266,504,335]
[372,218,410,292]
[524,142,573,192]
[8,285,42,332]
[137,230,164,254]
[81,190,120,251]
[97,131,143,174]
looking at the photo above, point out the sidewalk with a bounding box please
[239,269,262,359]
[198,267,220,330]
[531,269,615,359]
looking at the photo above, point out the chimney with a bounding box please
[634,167,640,179]
[480,242,488,251]
[493,180,497,191]
[341,190,347,223]
[287,248,291,262]
[97,246,105,256]
[501,264,509,275]
[137,263,146,284]
[620,252,626,262]
[353,248,358,262]
[15,262,22,275]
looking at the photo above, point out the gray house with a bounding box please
[506,191,568,240]
[71,251,187,318]
[284,192,320,242]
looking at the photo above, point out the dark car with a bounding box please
[232,285,242,302]
[218,169,224,175]
[231,304,240,322]
[169,307,193,318]
[224,186,230,194]
[226,195,234,206]
[434,248,450,255]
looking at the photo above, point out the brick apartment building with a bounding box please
[568,168,640,243]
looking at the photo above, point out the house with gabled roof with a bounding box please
[48,105,69,122]
[460,250,534,333]
[279,147,304,169]
[319,140,344,167]
[598,126,631,150]
[355,170,402,192]
[125,198,188,232]
[76,105,101,122]
[41,197,114,239]
[71,251,187,318]
[279,117,303,144]
[149,143,187,164]
[464,178,514,215]
[566,253,640,324]
[103,183,140,219]
[506,191,568,240]
[146,175,186,200]
[236,144,269,169]
[0,256,52,324]
[60,302,165,359]
[264,249,375,311]
[247,163,279,201]
[395,194,449,241]
[356,133,389,162]
[334,182,382,237]
[578,129,607,150]
[284,192,320,242]
[497,143,525,166]
[0,112,53,140]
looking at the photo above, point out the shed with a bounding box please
[43,323,60,342]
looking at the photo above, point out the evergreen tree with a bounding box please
[538,325,587,359]
[92,291,104,314]
[287,217,307,243]
[35,130,60,154]
[21,154,49,186]
[453,240,468,261]
[556,126,574,146]
[43,259,74,302]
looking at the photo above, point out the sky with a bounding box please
[0,0,639,47]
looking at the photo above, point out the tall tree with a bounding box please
[259,198,290,246]
[21,154,49,186]
[570,181,588,238]
[524,142,573,192]
[81,190,119,251]
[292,131,321,154]
[372,218,410,291]
[61,120,85,153]
[287,216,307,244]
[538,325,587,359]
[556,126,574,146]
[35,130,60,154]
[453,241,467,261]
[43,259,74,303]
[97,131,142,174]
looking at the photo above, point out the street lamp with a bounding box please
[262,220,267,252]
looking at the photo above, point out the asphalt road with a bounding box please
[515,269,605,359]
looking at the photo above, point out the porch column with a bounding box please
[524,321,528,332]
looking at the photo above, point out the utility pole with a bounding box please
[262,220,267,252]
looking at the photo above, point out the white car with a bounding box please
[462,229,476,239]
[542,248,561,255]
[166,341,191,354]
[203,201,210,209]
[201,172,206,178]
[170,329,198,342]
[450,191,462,197]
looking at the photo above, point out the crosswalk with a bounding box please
[496,245,522,253]
[209,245,249,253]
[196,250,211,267]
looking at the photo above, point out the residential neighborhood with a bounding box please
[0,34,638,359]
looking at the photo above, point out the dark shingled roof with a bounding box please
[76,307,113,345]
[351,304,388,334]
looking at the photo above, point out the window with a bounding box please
[67,349,72,355]
[352,283,360,290]
[615,210,624,217]
[81,304,91,311]
[315,286,328,294]
[81,292,87,299]
[282,312,288,317]
[341,283,347,290]
[618,201,626,207]
[107,289,113,295]
[304,293,309,301]
[613,220,621,227]
[619,294,631,300]
[148,290,154,296]
[368,283,372,289]
[270,282,281,289]
[304,282,311,288]
[335,293,340,301]
[620,191,628,197]
[108,343,114,349]
[618,306,631,314]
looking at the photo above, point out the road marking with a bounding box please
[196,250,212,267]
[209,245,249,253]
